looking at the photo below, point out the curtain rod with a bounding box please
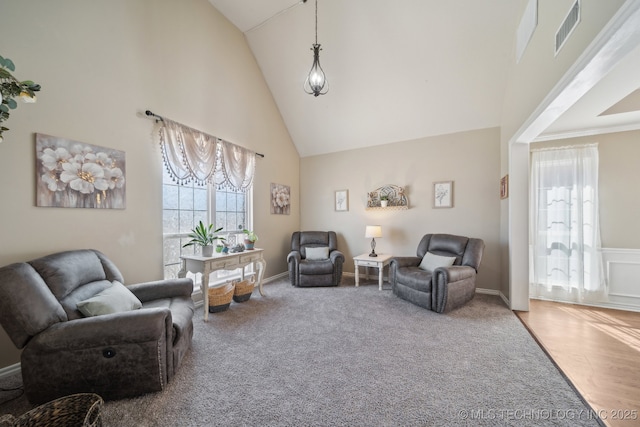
[144,110,265,158]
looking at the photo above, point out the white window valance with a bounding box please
[158,118,256,192]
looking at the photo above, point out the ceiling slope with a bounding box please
[209,0,640,156]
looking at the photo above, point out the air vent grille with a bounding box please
[555,0,580,54]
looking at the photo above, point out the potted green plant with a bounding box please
[242,229,258,250]
[182,221,225,257]
[380,195,389,207]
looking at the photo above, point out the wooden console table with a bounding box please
[179,249,266,321]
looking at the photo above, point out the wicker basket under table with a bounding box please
[208,282,235,313]
[0,393,103,427]
[232,276,256,303]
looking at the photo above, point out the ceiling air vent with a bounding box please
[555,0,580,55]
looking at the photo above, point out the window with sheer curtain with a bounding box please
[529,144,606,304]
[157,118,256,284]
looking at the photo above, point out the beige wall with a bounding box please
[0,0,300,368]
[499,0,627,302]
[531,130,640,250]
[300,127,502,292]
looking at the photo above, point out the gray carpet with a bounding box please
[0,276,601,426]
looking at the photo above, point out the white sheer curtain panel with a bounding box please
[159,118,218,185]
[529,144,606,304]
[215,140,256,192]
[158,119,255,190]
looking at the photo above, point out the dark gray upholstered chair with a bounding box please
[389,234,484,313]
[287,231,345,287]
[0,249,195,403]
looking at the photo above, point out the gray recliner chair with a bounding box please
[0,249,195,403]
[389,234,484,313]
[287,231,344,287]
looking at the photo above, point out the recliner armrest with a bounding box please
[26,307,172,351]
[287,251,301,264]
[330,250,345,264]
[432,265,476,283]
[128,278,193,302]
[389,256,421,269]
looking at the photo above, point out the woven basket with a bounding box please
[232,276,256,303]
[208,282,235,313]
[0,393,103,427]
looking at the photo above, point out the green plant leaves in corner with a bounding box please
[0,55,15,72]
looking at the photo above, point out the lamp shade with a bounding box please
[365,225,382,238]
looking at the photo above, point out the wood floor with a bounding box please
[516,299,640,427]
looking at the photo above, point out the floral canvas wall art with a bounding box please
[36,133,126,209]
[270,183,290,215]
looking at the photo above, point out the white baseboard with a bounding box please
[476,287,511,308]
[0,363,21,380]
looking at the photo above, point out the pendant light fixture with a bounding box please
[303,0,329,96]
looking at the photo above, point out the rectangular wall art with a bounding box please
[433,181,453,208]
[270,183,290,215]
[36,133,126,209]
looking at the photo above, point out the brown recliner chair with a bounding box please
[389,234,484,313]
[287,231,344,287]
[0,249,195,403]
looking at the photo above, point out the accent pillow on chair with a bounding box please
[305,246,329,260]
[77,281,143,317]
[418,252,456,272]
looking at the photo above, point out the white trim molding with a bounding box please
[0,363,21,380]
[601,248,640,311]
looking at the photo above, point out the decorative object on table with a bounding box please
[232,276,256,303]
[229,243,246,253]
[389,233,484,313]
[35,133,126,209]
[216,244,224,253]
[365,225,382,257]
[500,174,509,199]
[433,181,453,208]
[271,183,291,214]
[366,184,409,210]
[182,221,225,257]
[242,229,258,250]
[0,55,41,143]
[302,0,329,97]
[0,393,103,427]
[335,189,349,211]
[208,282,235,313]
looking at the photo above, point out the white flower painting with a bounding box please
[36,133,126,209]
[270,183,290,215]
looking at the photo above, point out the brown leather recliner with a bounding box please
[287,231,344,287]
[389,234,484,313]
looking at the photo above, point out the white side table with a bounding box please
[353,253,393,291]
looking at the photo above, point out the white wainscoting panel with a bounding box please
[602,248,640,311]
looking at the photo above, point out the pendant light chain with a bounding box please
[314,0,318,45]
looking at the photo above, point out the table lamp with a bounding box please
[365,225,382,257]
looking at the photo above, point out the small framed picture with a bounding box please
[433,181,453,208]
[500,175,509,199]
[335,189,349,212]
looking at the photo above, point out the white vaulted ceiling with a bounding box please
[208,0,640,156]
